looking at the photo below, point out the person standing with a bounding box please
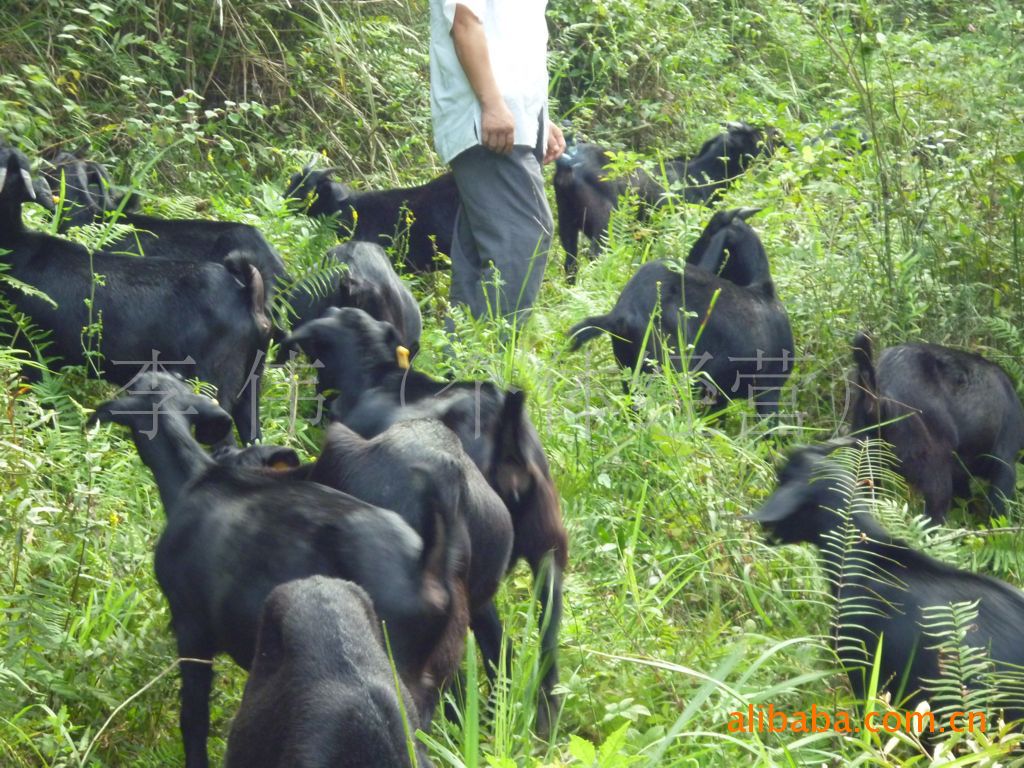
[429,0,565,333]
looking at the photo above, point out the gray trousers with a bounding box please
[448,132,553,328]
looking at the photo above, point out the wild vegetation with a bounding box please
[2,0,1024,765]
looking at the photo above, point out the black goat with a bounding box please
[849,333,1024,522]
[568,258,793,417]
[283,307,568,736]
[752,441,1024,726]
[88,373,460,768]
[224,576,431,768]
[311,422,510,709]
[284,165,458,273]
[281,240,422,355]
[41,151,288,319]
[553,122,783,278]
[0,147,270,444]
[685,207,769,287]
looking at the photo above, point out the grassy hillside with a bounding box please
[2,0,1024,765]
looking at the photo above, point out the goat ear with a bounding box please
[690,226,730,273]
[32,178,56,211]
[282,321,321,353]
[84,163,113,211]
[263,446,301,469]
[322,422,365,457]
[0,150,36,202]
[184,394,233,445]
[851,332,877,394]
[747,483,805,523]
[87,396,148,430]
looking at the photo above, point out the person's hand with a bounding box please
[481,97,516,154]
[543,122,566,164]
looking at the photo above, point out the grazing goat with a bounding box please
[224,577,431,768]
[0,147,270,444]
[284,307,568,736]
[568,257,793,417]
[89,373,460,768]
[41,151,288,318]
[282,240,422,355]
[553,122,783,278]
[752,441,1024,726]
[849,333,1024,522]
[284,165,458,273]
[685,207,769,287]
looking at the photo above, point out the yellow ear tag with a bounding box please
[53,195,61,203]
[396,346,410,370]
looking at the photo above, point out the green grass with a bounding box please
[2,0,1024,765]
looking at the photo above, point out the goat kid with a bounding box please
[224,576,432,768]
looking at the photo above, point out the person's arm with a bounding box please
[451,4,515,154]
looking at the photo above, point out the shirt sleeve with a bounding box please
[443,0,486,29]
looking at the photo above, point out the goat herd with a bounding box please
[0,117,1022,766]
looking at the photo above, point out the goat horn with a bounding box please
[20,168,36,200]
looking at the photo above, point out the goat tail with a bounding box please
[568,314,615,351]
[851,331,877,393]
[408,465,468,618]
[223,251,272,337]
[746,280,777,302]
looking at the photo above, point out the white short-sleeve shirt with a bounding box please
[429,0,550,164]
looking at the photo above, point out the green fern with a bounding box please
[919,600,1003,726]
